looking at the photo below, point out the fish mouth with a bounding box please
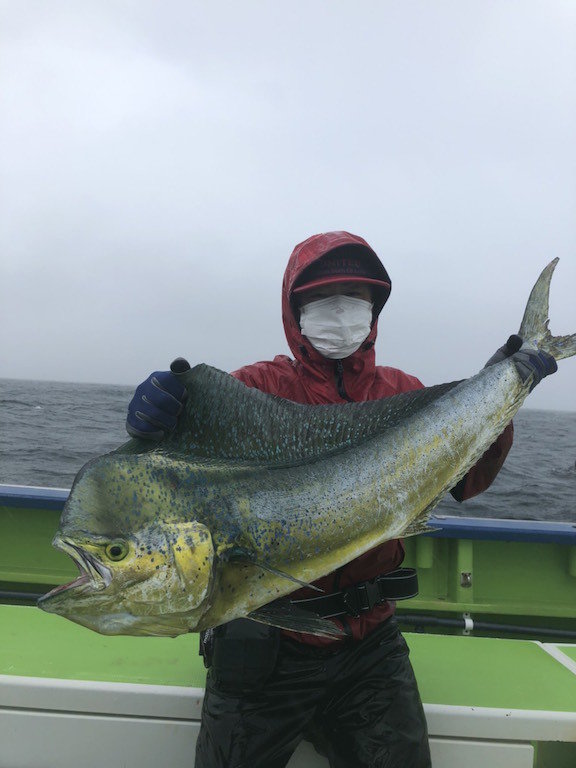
[40,538,112,602]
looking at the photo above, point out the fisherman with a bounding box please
[126,231,557,768]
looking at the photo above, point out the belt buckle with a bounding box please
[362,579,382,611]
[341,587,361,618]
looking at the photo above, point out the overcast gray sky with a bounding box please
[1,1,575,411]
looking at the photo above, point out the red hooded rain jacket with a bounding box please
[231,231,513,646]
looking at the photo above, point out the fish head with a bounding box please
[38,451,219,636]
[38,519,215,637]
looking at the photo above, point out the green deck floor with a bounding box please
[1,605,203,687]
[2,605,576,713]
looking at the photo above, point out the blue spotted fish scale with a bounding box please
[39,260,576,637]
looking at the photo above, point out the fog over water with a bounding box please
[1,2,575,411]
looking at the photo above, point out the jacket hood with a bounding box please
[281,231,392,376]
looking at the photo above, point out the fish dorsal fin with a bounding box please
[137,364,462,465]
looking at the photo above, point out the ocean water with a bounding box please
[0,379,132,489]
[1,378,575,522]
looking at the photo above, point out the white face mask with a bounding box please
[299,295,373,359]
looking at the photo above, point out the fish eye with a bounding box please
[105,540,129,561]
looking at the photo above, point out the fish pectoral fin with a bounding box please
[248,600,345,638]
[401,492,447,538]
[165,522,214,609]
[402,519,440,537]
[253,563,324,593]
[217,545,324,594]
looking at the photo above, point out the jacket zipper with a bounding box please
[335,360,354,402]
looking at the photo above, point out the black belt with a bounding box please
[290,568,418,619]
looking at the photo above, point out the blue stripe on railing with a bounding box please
[1,484,575,544]
[427,514,576,544]
[0,484,69,511]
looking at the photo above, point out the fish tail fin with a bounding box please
[518,258,576,361]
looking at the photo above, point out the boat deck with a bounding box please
[2,605,576,768]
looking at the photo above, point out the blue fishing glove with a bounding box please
[126,369,187,440]
[484,334,524,367]
[512,349,557,391]
[484,334,557,391]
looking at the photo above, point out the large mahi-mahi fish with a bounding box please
[39,260,575,637]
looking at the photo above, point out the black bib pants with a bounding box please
[195,617,431,768]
